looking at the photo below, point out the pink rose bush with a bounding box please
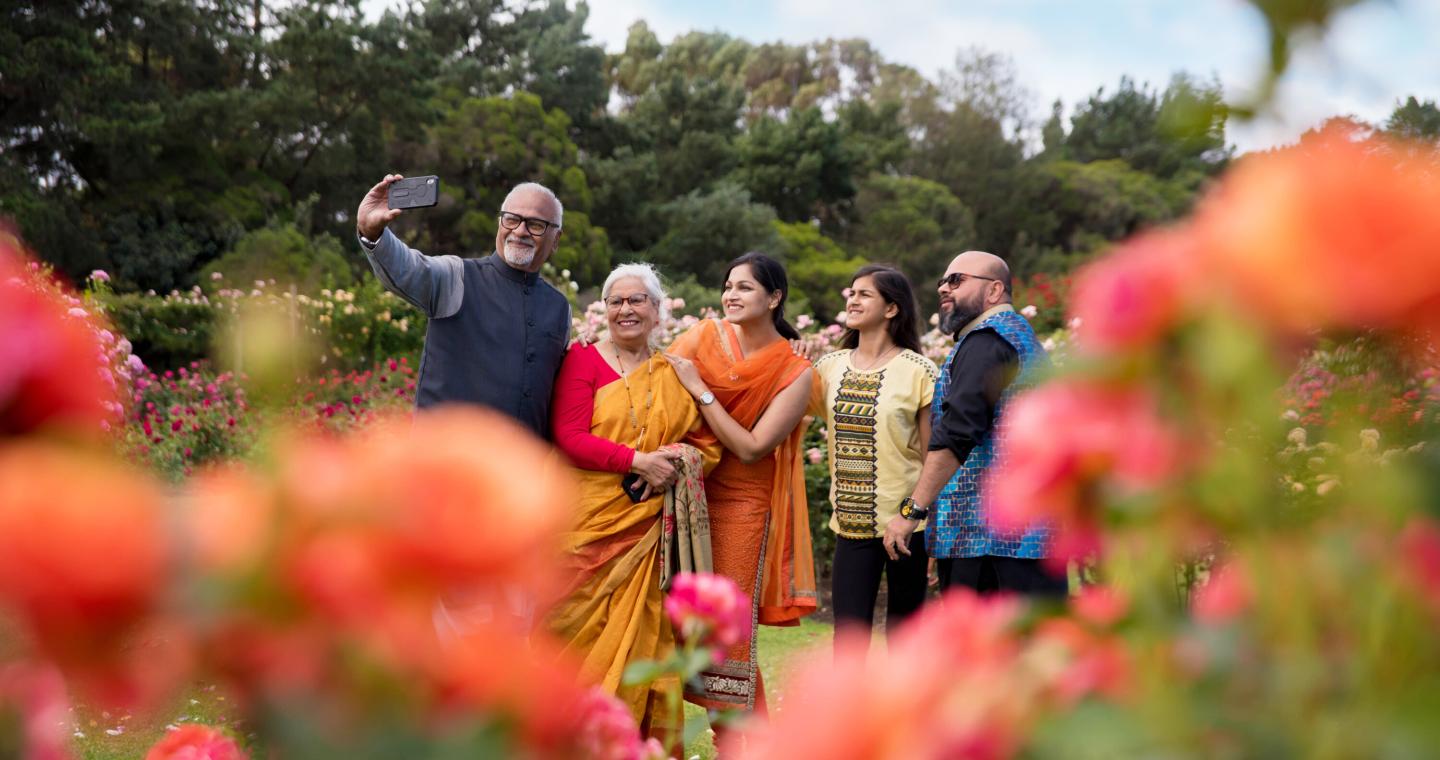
[734,589,1132,760]
[664,572,751,652]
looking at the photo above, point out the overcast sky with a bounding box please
[366,0,1440,153]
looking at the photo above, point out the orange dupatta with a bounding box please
[669,318,817,625]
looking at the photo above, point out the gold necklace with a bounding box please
[613,343,654,445]
[852,343,900,372]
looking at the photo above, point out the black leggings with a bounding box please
[831,532,928,636]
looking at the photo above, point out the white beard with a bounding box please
[502,241,536,269]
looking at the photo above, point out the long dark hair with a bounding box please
[723,251,800,340]
[840,264,922,354]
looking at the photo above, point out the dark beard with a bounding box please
[940,303,981,335]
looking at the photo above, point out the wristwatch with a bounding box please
[698,390,716,406]
[898,497,929,521]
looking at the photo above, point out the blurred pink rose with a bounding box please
[1191,561,1253,625]
[0,663,71,760]
[1398,518,1440,617]
[1068,231,1197,355]
[986,380,1181,560]
[665,572,751,651]
[733,589,1040,760]
[806,447,824,465]
[144,725,246,760]
[573,687,647,760]
[1032,617,1132,705]
[1071,585,1129,628]
[88,269,110,283]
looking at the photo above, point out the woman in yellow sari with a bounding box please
[664,251,818,718]
[547,263,719,739]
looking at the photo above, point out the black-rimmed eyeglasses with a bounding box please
[499,211,560,236]
[937,271,998,290]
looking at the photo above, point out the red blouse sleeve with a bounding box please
[550,344,636,474]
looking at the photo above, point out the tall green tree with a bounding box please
[1067,74,1230,181]
[1037,159,1191,251]
[844,174,976,314]
[647,183,779,285]
[509,0,608,143]
[401,92,609,286]
[729,107,856,224]
[773,221,866,321]
[1385,96,1440,143]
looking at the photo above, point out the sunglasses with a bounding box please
[937,271,999,290]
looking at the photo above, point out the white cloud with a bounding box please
[582,0,683,50]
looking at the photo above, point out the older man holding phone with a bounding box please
[355,174,575,440]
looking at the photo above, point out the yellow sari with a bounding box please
[546,351,719,736]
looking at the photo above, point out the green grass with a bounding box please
[64,619,835,759]
[682,618,834,760]
[72,685,238,760]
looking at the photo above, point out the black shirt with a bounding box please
[927,329,1019,462]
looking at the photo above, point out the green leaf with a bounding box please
[622,660,670,686]
[680,648,717,680]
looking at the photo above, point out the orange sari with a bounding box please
[668,318,818,711]
[546,352,720,737]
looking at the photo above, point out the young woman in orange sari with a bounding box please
[664,251,818,717]
[547,263,720,741]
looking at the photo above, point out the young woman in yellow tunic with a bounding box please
[547,264,719,739]
[664,252,818,717]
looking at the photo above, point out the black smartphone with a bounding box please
[621,472,648,503]
[386,175,440,210]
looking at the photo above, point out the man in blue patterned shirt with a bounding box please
[881,251,1063,597]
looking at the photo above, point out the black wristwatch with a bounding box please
[898,497,929,521]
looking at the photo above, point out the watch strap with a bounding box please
[898,497,929,521]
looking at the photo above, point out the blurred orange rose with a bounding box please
[428,626,589,754]
[0,444,167,664]
[180,407,576,724]
[1192,125,1440,337]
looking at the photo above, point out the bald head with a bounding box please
[950,250,1012,300]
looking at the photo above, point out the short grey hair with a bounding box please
[602,263,670,346]
[502,182,563,228]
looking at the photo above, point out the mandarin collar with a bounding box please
[488,252,541,285]
[956,303,1014,338]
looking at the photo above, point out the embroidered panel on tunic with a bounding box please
[830,367,883,536]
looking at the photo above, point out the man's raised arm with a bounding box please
[355,174,463,319]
